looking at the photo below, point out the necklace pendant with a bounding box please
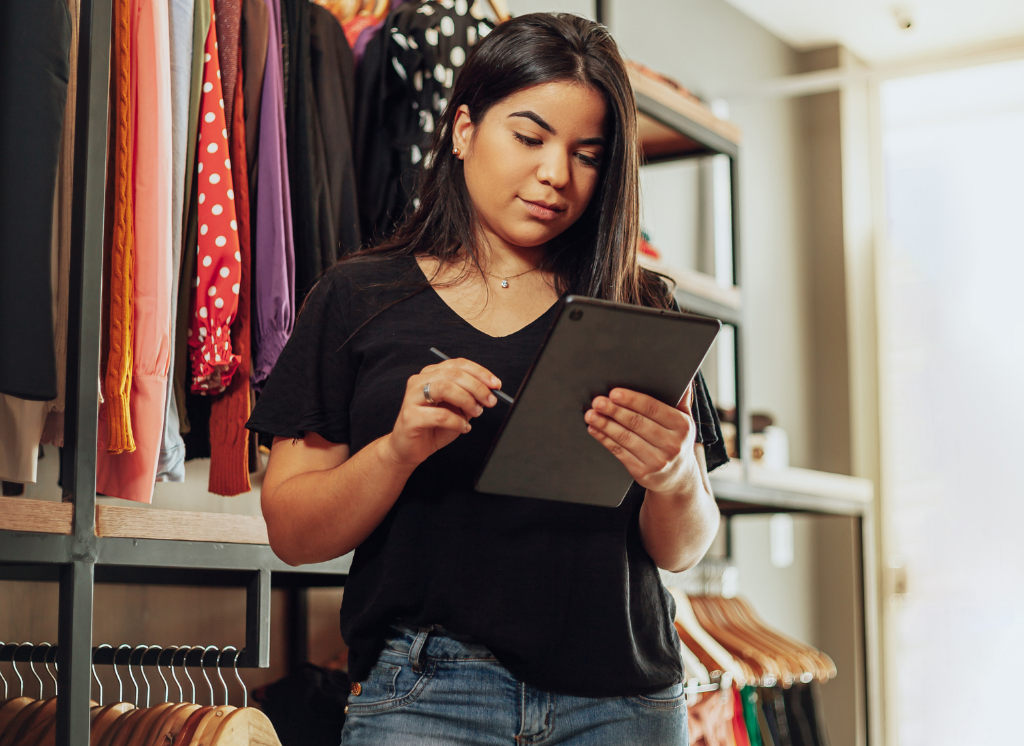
[501,279,509,288]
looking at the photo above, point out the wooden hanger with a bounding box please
[89,703,135,745]
[486,0,510,23]
[171,707,215,746]
[210,708,283,746]
[732,597,836,680]
[677,638,711,685]
[184,705,237,745]
[145,703,200,746]
[669,589,747,682]
[713,596,819,681]
[0,700,33,739]
[689,596,782,682]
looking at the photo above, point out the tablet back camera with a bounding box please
[569,309,583,321]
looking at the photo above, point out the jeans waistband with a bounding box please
[384,623,498,672]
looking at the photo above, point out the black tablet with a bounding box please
[475,295,721,508]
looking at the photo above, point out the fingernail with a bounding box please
[492,378,501,388]
[594,399,605,410]
[464,422,471,432]
[488,395,497,406]
[610,390,622,401]
[475,405,483,417]
[584,410,593,422]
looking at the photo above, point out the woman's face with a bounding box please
[452,80,609,252]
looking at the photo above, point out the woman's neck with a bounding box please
[474,226,546,277]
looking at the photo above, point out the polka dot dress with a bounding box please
[188,10,241,395]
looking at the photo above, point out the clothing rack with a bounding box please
[0,2,880,745]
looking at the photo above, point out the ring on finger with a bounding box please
[423,381,437,405]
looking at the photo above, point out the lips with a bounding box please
[520,197,565,220]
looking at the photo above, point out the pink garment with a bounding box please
[96,0,173,502]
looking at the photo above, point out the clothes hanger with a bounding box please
[181,647,237,745]
[145,649,200,746]
[715,596,822,682]
[677,639,711,686]
[732,597,836,681]
[669,589,747,683]
[688,596,781,683]
[92,645,142,746]
[0,643,47,746]
[0,644,34,736]
[99,646,153,746]
[486,0,510,23]
[10,643,60,746]
[209,648,282,746]
[90,645,134,743]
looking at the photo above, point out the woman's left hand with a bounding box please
[584,383,698,495]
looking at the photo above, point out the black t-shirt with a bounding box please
[246,254,730,697]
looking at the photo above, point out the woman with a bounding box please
[248,12,728,745]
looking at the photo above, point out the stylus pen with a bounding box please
[429,347,515,405]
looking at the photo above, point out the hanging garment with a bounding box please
[688,689,738,746]
[783,682,830,746]
[216,0,243,137]
[0,0,70,402]
[309,3,361,260]
[351,16,384,66]
[354,0,492,241]
[242,0,269,183]
[208,52,254,496]
[741,686,765,746]
[280,0,332,305]
[40,0,81,448]
[0,0,77,474]
[188,8,242,394]
[251,0,296,387]
[96,0,174,503]
[172,0,212,437]
[100,0,138,454]
[732,686,753,746]
[156,0,196,482]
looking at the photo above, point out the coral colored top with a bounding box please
[188,8,242,394]
[96,0,173,502]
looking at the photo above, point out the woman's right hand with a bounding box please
[384,358,501,467]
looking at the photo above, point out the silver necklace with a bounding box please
[481,265,542,288]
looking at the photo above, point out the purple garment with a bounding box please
[352,18,383,66]
[252,0,295,386]
[352,0,404,66]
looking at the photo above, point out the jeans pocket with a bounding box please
[347,658,435,715]
[627,681,688,710]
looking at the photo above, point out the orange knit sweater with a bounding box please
[103,0,136,454]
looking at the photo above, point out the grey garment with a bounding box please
[156,0,195,482]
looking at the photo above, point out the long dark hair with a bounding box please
[345,12,670,309]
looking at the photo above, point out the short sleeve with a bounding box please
[245,269,356,444]
[665,289,730,473]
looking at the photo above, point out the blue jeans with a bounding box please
[340,623,688,745]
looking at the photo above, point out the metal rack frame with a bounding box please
[0,1,877,744]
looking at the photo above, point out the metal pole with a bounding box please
[56,562,94,746]
[58,0,111,740]
[286,587,310,673]
[246,569,272,668]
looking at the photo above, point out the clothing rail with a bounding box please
[0,641,251,708]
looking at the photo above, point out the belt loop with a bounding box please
[409,626,431,673]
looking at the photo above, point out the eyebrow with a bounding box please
[508,110,606,146]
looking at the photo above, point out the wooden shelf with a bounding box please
[0,496,73,535]
[95,505,270,545]
[630,67,741,162]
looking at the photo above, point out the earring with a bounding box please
[452,147,461,156]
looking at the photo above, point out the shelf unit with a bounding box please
[632,63,880,745]
[0,5,875,744]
